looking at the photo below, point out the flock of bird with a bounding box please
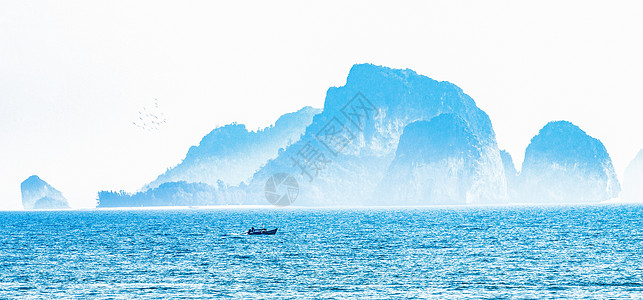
[132,98,167,131]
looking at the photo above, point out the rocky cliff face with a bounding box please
[518,121,620,203]
[375,114,506,205]
[21,175,69,209]
[621,150,643,202]
[245,63,506,206]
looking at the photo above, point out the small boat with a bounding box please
[247,227,278,235]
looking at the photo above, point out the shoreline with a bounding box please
[1,199,642,212]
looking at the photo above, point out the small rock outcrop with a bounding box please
[20,175,69,209]
[500,150,519,201]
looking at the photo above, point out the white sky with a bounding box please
[1,1,642,209]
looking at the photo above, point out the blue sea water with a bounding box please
[1,205,643,299]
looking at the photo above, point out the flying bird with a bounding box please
[132,98,167,131]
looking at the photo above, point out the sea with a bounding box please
[1,205,643,299]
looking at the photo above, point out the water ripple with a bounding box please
[1,205,643,298]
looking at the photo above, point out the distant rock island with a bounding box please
[97,63,624,207]
[622,150,643,202]
[517,121,620,203]
[21,175,69,209]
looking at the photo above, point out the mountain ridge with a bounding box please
[144,106,320,190]
[96,64,624,207]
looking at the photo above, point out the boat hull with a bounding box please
[247,228,278,235]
